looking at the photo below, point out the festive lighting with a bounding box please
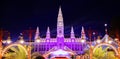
[2,40,6,44]
[96,39,101,43]
[35,39,40,43]
[115,38,118,41]
[81,39,86,43]
[104,24,107,27]
[6,39,12,44]
[19,40,24,44]
[108,40,112,44]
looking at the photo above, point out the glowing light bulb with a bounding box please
[108,40,112,44]
[19,40,24,44]
[104,24,107,27]
[36,39,40,43]
[2,40,6,44]
[81,39,86,43]
[96,39,101,43]
[7,40,12,44]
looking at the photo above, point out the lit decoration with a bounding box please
[104,24,107,27]
[6,36,12,44]
[18,34,25,44]
[2,40,6,44]
[96,39,101,43]
[81,39,86,43]
[96,36,101,43]
[108,40,113,44]
[19,39,24,44]
[115,38,118,41]
[6,39,11,44]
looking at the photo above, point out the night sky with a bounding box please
[0,0,120,41]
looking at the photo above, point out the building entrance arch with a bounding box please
[2,43,28,57]
[93,43,118,55]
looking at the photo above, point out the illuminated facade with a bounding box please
[30,7,87,55]
[1,6,120,59]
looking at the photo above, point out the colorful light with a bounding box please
[96,39,101,43]
[35,39,40,43]
[6,40,12,44]
[19,40,24,44]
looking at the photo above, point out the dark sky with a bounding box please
[0,0,120,40]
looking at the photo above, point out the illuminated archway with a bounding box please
[2,43,28,56]
[93,43,118,55]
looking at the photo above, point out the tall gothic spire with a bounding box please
[46,27,50,39]
[57,6,64,37]
[34,26,40,40]
[57,6,63,22]
[71,26,75,38]
[81,26,86,39]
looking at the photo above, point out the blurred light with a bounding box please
[108,40,112,44]
[93,32,95,35]
[7,40,12,44]
[115,38,118,41]
[81,39,86,43]
[35,39,40,43]
[96,39,101,43]
[104,24,107,27]
[19,40,24,44]
[2,40,6,44]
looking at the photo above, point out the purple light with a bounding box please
[51,49,69,56]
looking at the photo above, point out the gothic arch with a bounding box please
[93,43,118,55]
[2,43,28,56]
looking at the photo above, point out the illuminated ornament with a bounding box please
[6,36,12,44]
[108,40,112,44]
[7,39,12,44]
[81,38,86,43]
[2,40,6,44]
[96,39,101,43]
[96,36,101,43]
[18,33,25,44]
[104,24,107,27]
[19,39,24,44]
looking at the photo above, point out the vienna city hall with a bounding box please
[0,7,120,59]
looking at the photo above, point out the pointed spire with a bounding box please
[57,6,64,37]
[58,6,63,22]
[46,27,50,38]
[81,26,86,39]
[34,26,40,40]
[71,26,75,38]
